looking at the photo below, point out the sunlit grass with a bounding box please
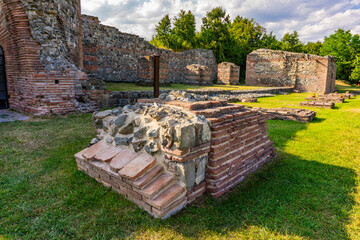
[0,93,359,239]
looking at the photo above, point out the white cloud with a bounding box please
[81,0,360,42]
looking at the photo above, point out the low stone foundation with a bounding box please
[305,96,344,103]
[250,107,316,122]
[75,97,276,218]
[299,101,335,109]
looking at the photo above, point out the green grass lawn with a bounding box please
[1,92,360,239]
[106,82,264,91]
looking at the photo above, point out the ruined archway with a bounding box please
[0,45,8,108]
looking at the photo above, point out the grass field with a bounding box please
[1,86,360,239]
[106,82,264,91]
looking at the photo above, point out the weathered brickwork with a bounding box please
[137,56,169,86]
[246,49,336,93]
[217,62,240,85]
[185,64,213,86]
[75,95,276,218]
[81,15,218,85]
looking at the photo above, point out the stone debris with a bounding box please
[299,101,335,109]
[76,98,276,218]
[250,107,316,122]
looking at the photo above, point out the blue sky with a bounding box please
[81,0,360,42]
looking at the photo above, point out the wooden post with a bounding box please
[153,55,160,98]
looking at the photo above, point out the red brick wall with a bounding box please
[0,0,94,115]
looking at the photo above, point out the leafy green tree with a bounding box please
[261,31,281,50]
[281,31,304,52]
[150,14,172,49]
[350,55,360,84]
[172,10,196,51]
[229,16,266,81]
[321,28,360,82]
[198,7,233,63]
[304,41,322,55]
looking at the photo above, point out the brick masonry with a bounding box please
[185,64,213,86]
[246,49,336,93]
[217,62,240,85]
[75,98,276,218]
[137,55,170,86]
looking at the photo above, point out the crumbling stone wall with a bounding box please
[246,49,336,93]
[81,15,217,86]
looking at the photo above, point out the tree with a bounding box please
[150,14,172,49]
[281,31,304,52]
[320,28,360,81]
[349,55,360,84]
[229,16,266,81]
[304,41,322,55]
[261,31,281,50]
[198,7,233,63]
[172,10,196,51]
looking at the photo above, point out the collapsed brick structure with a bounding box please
[0,0,94,114]
[185,64,213,86]
[217,62,240,85]
[0,1,218,115]
[246,49,336,93]
[75,94,276,218]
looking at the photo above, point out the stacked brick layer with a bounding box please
[161,100,276,198]
[217,62,240,85]
[75,141,188,218]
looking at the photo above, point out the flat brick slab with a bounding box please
[140,173,175,199]
[109,150,139,172]
[94,145,122,162]
[82,141,107,160]
[132,165,163,189]
[299,101,335,109]
[118,154,156,180]
[146,184,185,210]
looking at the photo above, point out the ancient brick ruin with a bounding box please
[0,0,218,115]
[217,62,240,85]
[75,92,276,218]
[246,49,336,93]
[185,64,213,86]
[81,15,217,86]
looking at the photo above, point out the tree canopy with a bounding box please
[151,8,360,84]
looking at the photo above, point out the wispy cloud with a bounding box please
[81,0,360,42]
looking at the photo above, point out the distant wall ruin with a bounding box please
[246,49,336,93]
[81,15,218,87]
